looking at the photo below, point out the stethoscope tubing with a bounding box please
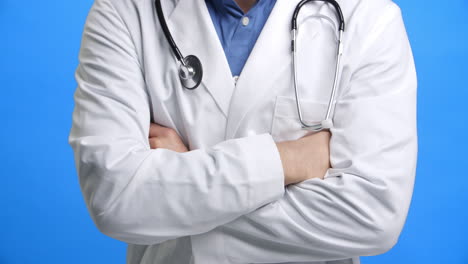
[155,0,203,89]
[155,0,185,65]
[155,0,346,130]
[292,0,345,31]
[291,0,345,131]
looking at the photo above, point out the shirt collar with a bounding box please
[208,0,259,17]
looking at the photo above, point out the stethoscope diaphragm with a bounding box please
[178,55,203,90]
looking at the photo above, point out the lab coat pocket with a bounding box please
[271,95,329,142]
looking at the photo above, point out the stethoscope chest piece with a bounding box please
[179,55,203,90]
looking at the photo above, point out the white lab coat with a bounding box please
[69,0,417,263]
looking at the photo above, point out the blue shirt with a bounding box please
[205,0,277,77]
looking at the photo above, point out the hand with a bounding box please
[276,131,331,186]
[149,123,188,153]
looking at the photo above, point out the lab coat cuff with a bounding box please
[244,133,285,211]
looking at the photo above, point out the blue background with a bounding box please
[1,0,467,263]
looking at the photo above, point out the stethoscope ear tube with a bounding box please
[291,0,345,31]
[291,0,345,132]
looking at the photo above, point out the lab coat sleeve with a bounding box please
[68,0,284,245]
[194,3,417,262]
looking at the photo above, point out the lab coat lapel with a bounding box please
[225,0,294,139]
[167,0,234,117]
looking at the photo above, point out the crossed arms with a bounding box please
[69,0,417,262]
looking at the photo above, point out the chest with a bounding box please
[136,0,356,149]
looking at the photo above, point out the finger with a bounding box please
[149,123,167,138]
[151,123,181,140]
[149,137,161,149]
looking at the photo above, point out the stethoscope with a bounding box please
[155,0,345,132]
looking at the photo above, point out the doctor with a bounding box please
[69,0,417,263]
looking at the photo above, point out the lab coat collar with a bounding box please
[225,0,294,139]
[208,0,243,17]
[167,0,235,117]
[166,0,303,137]
[208,0,263,17]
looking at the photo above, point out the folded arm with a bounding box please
[190,3,418,263]
[69,0,285,245]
